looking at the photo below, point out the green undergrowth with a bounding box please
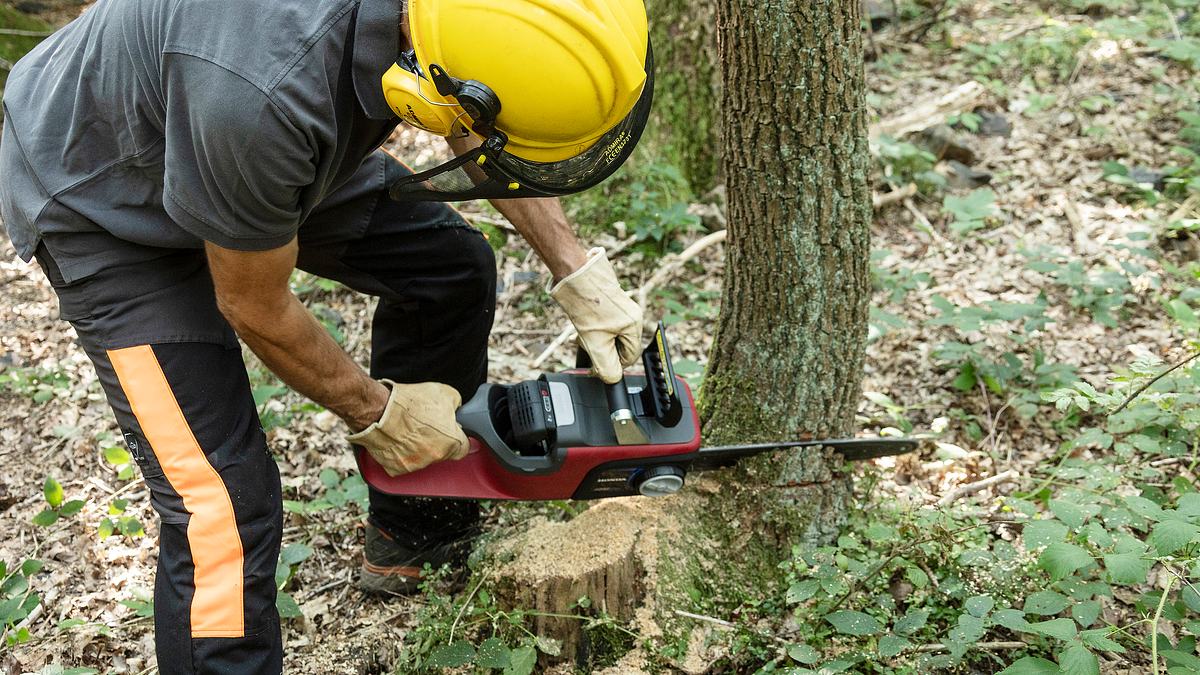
[0,4,52,91]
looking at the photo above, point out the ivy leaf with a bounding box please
[878,635,911,658]
[1072,600,1101,628]
[994,608,1033,632]
[280,543,314,566]
[1103,553,1150,585]
[1025,590,1070,616]
[893,608,930,635]
[825,610,883,636]
[1079,628,1125,653]
[275,592,302,619]
[998,656,1061,674]
[1058,644,1100,675]
[475,637,511,669]
[1149,520,1200,556]
[43,477,64,509]
[1028,618,1078,640]
[1024,520,1069,549]
[427,640,475,668]
[1050,499,1087,529]
[787,644,819,665]
[965,595,995,617]
[503,645,537,675]
[1039,542,1093,581]
[786,580,820,604]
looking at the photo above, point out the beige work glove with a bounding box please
[347,380,469,476]
[549,247,643,384]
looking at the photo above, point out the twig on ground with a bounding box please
[1111,351,1200,415]
[873,184,918,209]
[673,610,735,629]
[1168,193,1200,223]
[0,28,54,37]
[532,229,727,370]
[636,229,727,312]
[459,211,518,233]
[936,470,1020,507]
[531,325,577,369]
[903,198,949,245]
[870,81,985,140]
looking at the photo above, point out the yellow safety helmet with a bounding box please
[382,0,654,201]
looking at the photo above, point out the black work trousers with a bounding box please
[32,156,496,674]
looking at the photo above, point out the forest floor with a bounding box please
[0,0,1198,673]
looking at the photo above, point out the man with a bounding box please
[0,0,651,670]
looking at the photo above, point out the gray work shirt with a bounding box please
[0,0,402,282]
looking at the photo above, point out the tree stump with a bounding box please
[491,499,652,664]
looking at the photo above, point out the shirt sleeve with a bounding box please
[161,54,316,250]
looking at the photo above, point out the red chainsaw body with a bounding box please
[356,375,701,501]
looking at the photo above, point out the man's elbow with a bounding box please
[213,289,286,336]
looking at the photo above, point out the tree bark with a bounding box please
[697,0,871,539]
[487,2,871,668]
[644,0,721,194]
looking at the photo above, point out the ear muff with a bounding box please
[381,62,462,136]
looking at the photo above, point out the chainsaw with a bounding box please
[358,323,918,500]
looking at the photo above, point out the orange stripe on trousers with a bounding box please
[108,345,245,638]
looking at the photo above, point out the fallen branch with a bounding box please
[873,184,918,209]
[532,230,728,370]
[936,470,1019,507]
[870,82,986,140]
[673,610,735,629]
[0,28,54,37]
[636,229,727,312]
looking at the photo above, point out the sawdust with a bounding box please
[495,498,644,582]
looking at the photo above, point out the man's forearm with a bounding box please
[230,295,387,432]
[443,135,587,280]
[206,240,387,432]
[490,197,587,281]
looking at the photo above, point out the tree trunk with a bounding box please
[697,0,871,540]
[488,1,871,669]
[643,0,721,194]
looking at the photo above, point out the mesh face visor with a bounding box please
[389,45,655,203]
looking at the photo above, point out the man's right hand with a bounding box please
[347,380,470,476]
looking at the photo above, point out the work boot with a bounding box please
[359,521,470,595]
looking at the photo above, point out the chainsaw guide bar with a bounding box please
[357,323,918,501]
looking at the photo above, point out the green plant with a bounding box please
[876,135,944,193]
[31,477,84,527]
[275,542,313,619]
[0,367,72,404]
[398,572,635,673]
[283,468,369,515]
[1022,248,1136,328]
[565,160,701,256]
[0,558,44,647]
[942,188,1000,235]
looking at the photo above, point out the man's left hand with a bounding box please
[550,247,643,384]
